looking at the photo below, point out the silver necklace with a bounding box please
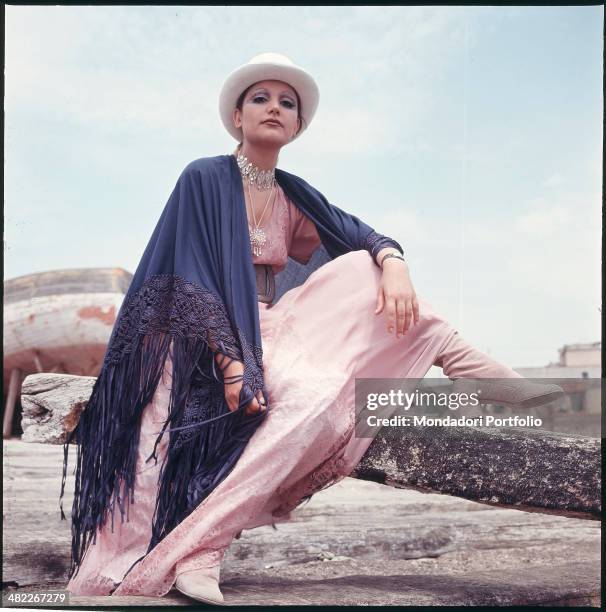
[234,147,278,256]
[246,180,275,257]
[235,150,276,191]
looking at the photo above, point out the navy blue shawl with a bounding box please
[60,153,403,581]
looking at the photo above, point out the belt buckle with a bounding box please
[255,264,275,305]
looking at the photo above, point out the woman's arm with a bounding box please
[277,170,404,266]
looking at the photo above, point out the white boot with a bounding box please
[175,565,225,605]
[452,377,564,409]
[436,332,564,408]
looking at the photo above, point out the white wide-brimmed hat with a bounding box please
[219,52,320,142]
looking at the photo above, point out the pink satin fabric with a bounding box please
[66,189,464,597]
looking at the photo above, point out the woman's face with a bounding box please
[233,79,301,149]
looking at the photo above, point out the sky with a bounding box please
[4,5,603,369]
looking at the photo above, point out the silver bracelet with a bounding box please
[380,253,406,268]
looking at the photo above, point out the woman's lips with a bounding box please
[262,120,282,127]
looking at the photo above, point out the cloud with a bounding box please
[511,193,600,296]
[5,5,473,155]
[542,173,566,188]
[515,201,573,237]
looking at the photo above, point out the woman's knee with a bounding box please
[349,249,374,264]
[333,250,377,275]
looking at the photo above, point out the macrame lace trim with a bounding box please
[104,273,264,391]
[362,230,404,263]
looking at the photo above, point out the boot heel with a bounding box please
[175,566,225,605]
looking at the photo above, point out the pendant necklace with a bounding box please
[246,179,275,257]
[236,148,277,257]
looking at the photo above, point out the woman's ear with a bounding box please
[293,117,302,138]
[233,108,241,129]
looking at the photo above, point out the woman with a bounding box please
[61,53,562,604]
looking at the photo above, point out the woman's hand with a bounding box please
[374,258,420,337]
[219,356,266,416]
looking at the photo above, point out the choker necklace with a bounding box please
[235,150,276,191]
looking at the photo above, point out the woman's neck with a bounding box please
[235,143,279,171]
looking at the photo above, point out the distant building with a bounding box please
[517,341,601,380]
[555,341,601,368]
[514,341,601,427]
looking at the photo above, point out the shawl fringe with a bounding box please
[60,274,267,581]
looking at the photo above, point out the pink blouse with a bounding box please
[249,183,322,274]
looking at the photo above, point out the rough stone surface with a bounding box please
[2,439,601,607]
[352,425,601,519]
[20,374,95,444]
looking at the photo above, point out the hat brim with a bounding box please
[219,62,319,143]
